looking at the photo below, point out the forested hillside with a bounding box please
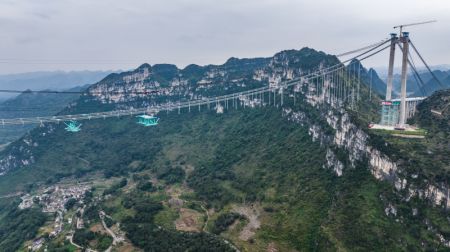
[0,48,448,251]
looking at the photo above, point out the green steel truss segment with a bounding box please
[137,115,159,126]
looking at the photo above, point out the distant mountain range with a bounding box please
[374,65,450,76]
[0,85,89,144]
[374,67,450,98]
[0,70,113,101]
[0,70,113,144]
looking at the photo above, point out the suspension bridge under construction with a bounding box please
[0,28,444,132]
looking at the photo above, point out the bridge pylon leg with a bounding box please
[399,32,410,127]
[386,33,397,101]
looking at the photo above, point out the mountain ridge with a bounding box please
[0,70,113,101]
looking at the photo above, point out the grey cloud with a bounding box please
[14,36,40,45]
[31,12,52,20]
[0,0,449,74]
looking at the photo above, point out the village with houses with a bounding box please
[17,182,125,251]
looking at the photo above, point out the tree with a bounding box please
[137,181,156,192]
[118,178,128,188]
[65,198,77,210]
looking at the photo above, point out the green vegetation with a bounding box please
[73,229,112,250]
[370,128,427,136]
[118,192,233,251]
[97,234,113,250]
[211,212,245,234]
[1,101,449,250]
[64,198,77,210]
[157,166,185,184]
[73,229,95,246]
[103,178,128,195]
[104,216,116,228]
[46,241,78,252]
[154,206,179,229]
[0,50,448,251]
[137,180,156,192]
[0,199,47,251]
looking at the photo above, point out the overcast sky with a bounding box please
[0,0,449,74]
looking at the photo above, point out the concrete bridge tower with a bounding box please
[385,33,397,101]
[399,32,410,127]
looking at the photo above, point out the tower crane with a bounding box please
[393,20,437,36]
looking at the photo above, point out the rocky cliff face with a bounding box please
[285,89,449,209]
[282,79,449,246]
[85,58,271,106]
[326,109,448,209]
[276,62,450,211]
